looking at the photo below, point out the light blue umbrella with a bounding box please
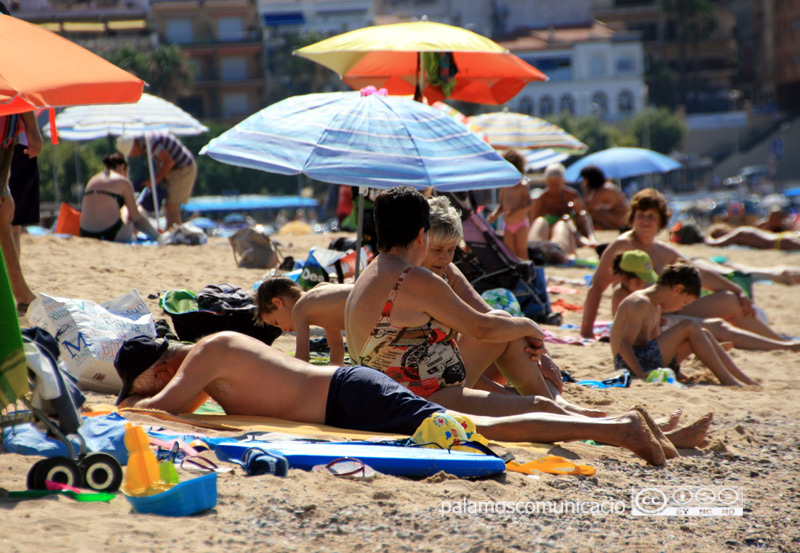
[200,90,521,193]
[564,147,681,182]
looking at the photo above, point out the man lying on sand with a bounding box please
[114,332,712,466]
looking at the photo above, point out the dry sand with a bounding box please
[2,229,800,553]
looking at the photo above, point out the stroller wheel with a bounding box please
[27,456,84,490]
[79,453,123,492]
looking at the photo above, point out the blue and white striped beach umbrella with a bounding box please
[200,91,522,193]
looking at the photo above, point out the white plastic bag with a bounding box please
[27,290,156,393]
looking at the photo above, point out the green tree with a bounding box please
[619,107,686,154]
[103,44,194,101]
[265,31,345,104]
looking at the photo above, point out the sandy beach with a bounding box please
[2,228,800,553]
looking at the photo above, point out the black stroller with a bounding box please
[446,192,561,326]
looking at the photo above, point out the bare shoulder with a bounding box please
[564,185,580,199]
[652,240,683,262]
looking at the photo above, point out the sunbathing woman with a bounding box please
[344,186,710,459]
[580,188,795,349]
[79,153,159,242]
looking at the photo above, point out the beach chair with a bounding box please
[445,193,560,325]
[0,253,123,492]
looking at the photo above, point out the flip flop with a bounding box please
[507,456,596,477]
[312,457,376,480]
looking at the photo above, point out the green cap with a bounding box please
[619,250,658,283]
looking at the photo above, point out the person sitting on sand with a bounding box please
[114,332,711,465]
[705,223,800,252]
[487,149,533,260]
[611,250,800,352]
[528,162,597,255]
[342,186,713,457]
[611,261,758,388]
[424,196,575,400]
[581,188,795,349]
[254,277,351,366]
[79,153,159,243]
[580,165,629,231]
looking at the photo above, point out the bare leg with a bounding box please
[510,226,529,260]
[679,291,786,342]
[466,410,667,466]
[550,219,578,258]
[430,385,570,417]
[528,216,551,242]
[164,201,182,229]
[664,413,713,449]
[655,321,752,387]
[458,325,606,417]
[0,196,35,307]
[701,317,800,352]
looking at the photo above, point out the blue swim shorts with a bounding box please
[325,366,445,435]
[614,339,679,376]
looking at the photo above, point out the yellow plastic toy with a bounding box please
[122,422,174,496]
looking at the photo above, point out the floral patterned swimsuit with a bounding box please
[355,267,467,398]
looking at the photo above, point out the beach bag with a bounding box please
[27,290,155,394]
[160,288,281,345]
[229,226,279,269]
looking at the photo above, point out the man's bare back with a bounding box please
[125,333,335,422]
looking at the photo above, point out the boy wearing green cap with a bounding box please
[611,250,658,315]
[610,261,758,387]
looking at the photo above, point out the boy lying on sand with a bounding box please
[610,260,758,387]
[114,332,713,466]
[254,277,351,366]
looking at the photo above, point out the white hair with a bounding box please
[544,163,566,179]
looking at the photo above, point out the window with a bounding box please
[559,94,575,115]
[518,96,534,116]
[618,90,635,114]
[616,54,636,75]
[591,91,608,115]
[166,19,193,44]
[589,54,607,78]
[527,56,572,81]
[218,16,244,42]
[540,95,554,117]
[222,92,249,118]
[220,56,247,80]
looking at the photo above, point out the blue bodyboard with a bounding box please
[214,440,506,478]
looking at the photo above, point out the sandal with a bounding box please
[507,456,596,477]
[312,457,376,480]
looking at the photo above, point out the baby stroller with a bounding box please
[446,192,561,326]
[0,259,123,492]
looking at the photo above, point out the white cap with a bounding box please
[116,135,136,159]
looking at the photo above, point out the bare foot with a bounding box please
[665,413,713,449]
[631,406,679,460]
[609,411,667,466]
[555,395,606,418]
[657,409,683,432]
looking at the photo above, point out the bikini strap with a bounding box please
[381,267,413,318]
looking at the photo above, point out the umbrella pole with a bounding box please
[354,186,365,280]
[143,135,161,231]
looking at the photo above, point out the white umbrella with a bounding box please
[42,93,208,226]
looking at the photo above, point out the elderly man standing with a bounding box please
[116,131,197,229]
